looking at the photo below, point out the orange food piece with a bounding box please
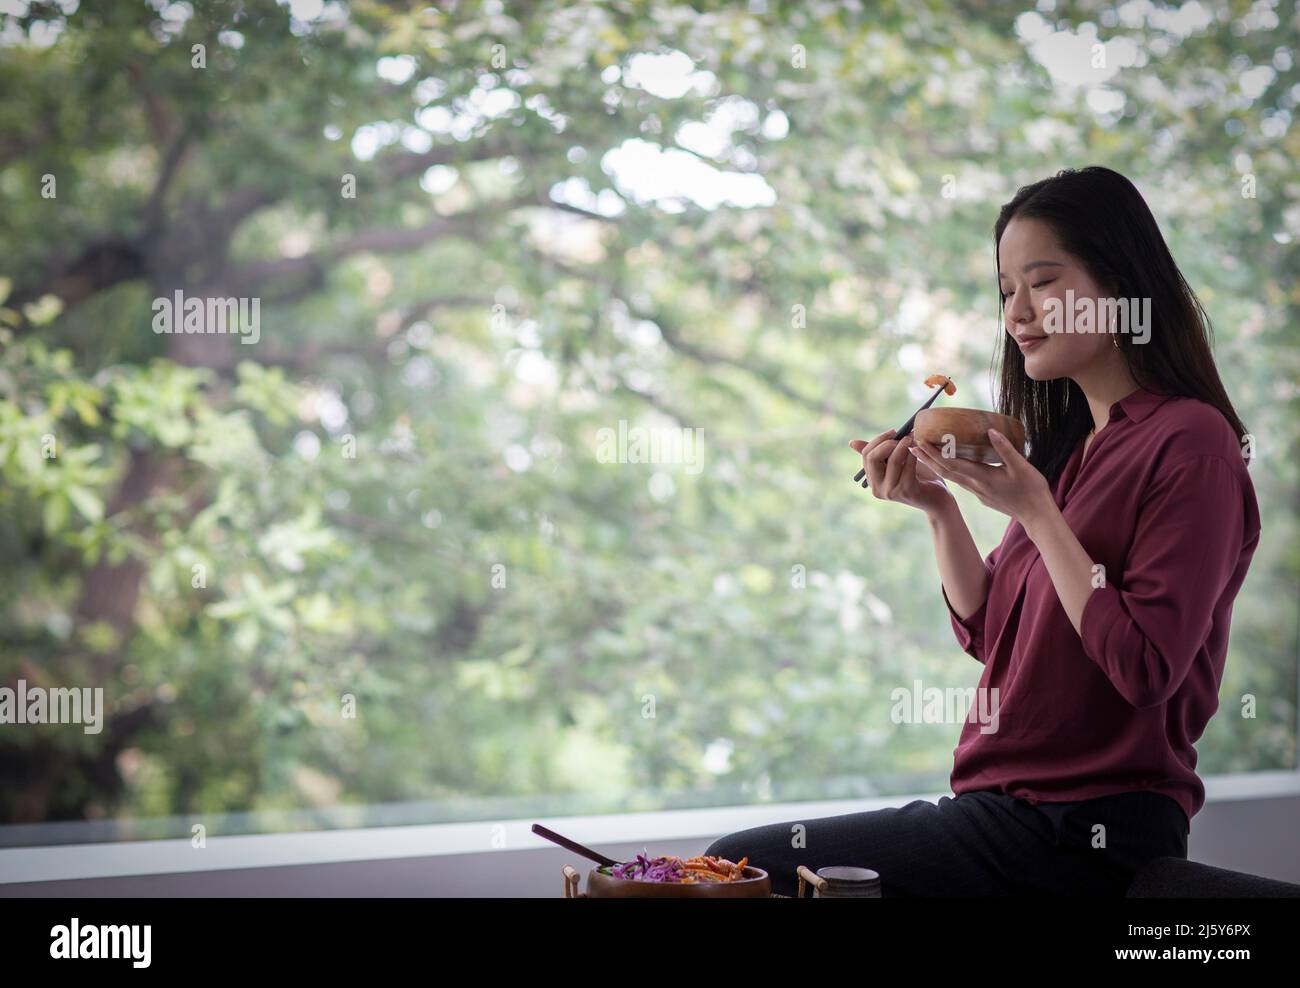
[730,855,749,880]
[681,853,750,881]
[924,374,956,396]
[689,856,730,874]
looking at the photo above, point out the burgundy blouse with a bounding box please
[943,385,1260,824]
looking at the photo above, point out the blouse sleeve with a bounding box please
[943,539,1002,665]
[1078,453,1250,709]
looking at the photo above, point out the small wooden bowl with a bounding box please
[580,864,772,898]
[912,408,1026,464]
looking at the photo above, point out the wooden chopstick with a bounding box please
[853,381,951,486]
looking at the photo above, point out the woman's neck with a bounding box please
[1073,359,1140,435]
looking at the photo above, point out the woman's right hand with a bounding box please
[849,430,954,515]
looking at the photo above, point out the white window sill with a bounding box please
[2,770,1297,886]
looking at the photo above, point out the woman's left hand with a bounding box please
[909,429,1055,528]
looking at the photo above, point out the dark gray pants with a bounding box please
[704,789,1189,897]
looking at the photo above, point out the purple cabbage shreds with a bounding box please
[610,853,685,882]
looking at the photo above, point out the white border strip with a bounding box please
[2,771,1297,885]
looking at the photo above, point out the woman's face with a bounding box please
[997,216,1116,382]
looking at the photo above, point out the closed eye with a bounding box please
[1001,279,1056,300]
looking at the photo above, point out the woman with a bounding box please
[705,166,1260,897]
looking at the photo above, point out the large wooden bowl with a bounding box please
[583,864,771,898]
[912,408,1026,464]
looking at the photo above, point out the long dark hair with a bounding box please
[992,166,1247,482]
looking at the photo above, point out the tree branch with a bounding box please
[223,193,551,296]
[648,307,860,424]
[143,132,193,236]
[8,239,148,332]
[540,255,862,426]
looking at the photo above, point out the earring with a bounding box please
[1111,313,1120,349]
